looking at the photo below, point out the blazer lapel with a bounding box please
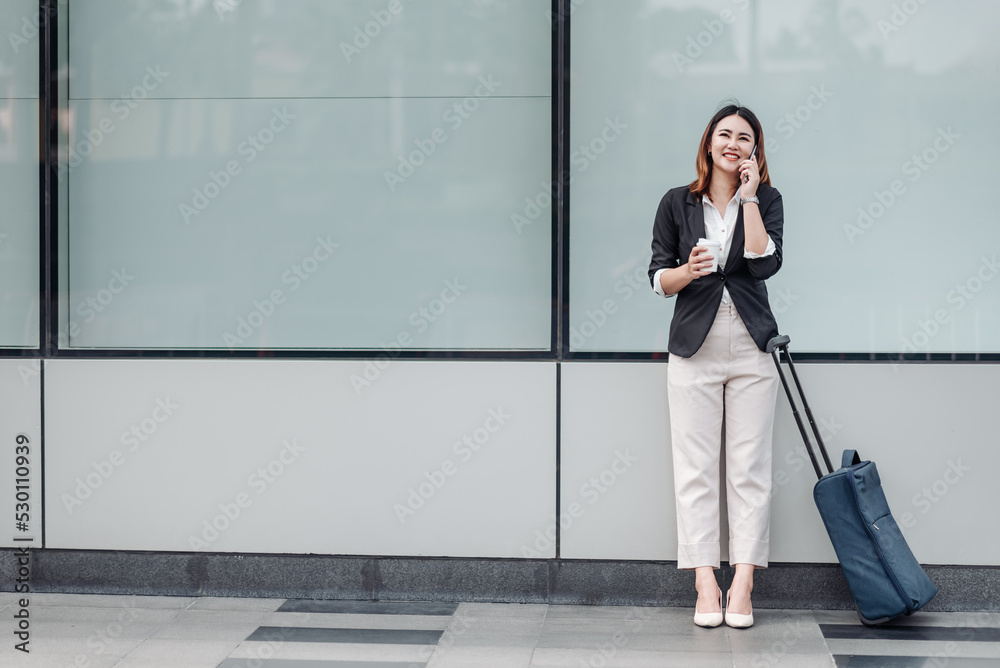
[685,191,705,244]
[727,208,745,270]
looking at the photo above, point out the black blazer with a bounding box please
[648,182,784,358]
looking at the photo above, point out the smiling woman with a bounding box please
[648,102,784,629]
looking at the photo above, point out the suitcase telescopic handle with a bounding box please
[767,335,835,480]
[766,335,790,354]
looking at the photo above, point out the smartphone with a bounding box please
[743,143,758,184]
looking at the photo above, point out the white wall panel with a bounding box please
[559,363,675,561]
[561,361,998,566]
[0,359,42,548]
[44,359,556,558]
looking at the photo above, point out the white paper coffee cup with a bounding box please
[696,238,721,273]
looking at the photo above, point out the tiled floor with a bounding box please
[2,593,999,667]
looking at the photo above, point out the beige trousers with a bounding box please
[667,301,779,569]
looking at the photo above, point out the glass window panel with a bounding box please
[69,1,550,99]
[62,0,551,350]
[570,0,1000,354]
[0,0,41,348]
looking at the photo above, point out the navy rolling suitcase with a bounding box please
[767,335,938,625]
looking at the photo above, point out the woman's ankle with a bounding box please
[730,564,755,593]
[694,567,717,588]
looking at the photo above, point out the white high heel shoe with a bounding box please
[693,587,724,627]
[724,589,754,628]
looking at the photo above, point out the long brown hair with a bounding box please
[688,103,770,199]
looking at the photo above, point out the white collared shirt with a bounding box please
[652,190,775,304]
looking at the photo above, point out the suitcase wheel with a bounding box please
[857,609,891,627]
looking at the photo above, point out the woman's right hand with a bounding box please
[686,246,715,279]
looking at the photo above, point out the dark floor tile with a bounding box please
[278,599,457,616]
[822,623,1000,642]
[219,661,423,668]
[835,656,1000,667]
[246,625,443,645]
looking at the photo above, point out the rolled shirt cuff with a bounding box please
[652,268,674,298]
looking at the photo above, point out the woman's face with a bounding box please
[708,114,755,178]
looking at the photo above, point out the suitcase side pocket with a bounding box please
[869,511,939,611]
[847,466,913,614]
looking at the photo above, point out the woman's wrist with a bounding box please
[659,264,695,295]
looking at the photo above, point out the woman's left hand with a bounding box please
[738,154,759,198]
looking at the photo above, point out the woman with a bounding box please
[648,103,783,629]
